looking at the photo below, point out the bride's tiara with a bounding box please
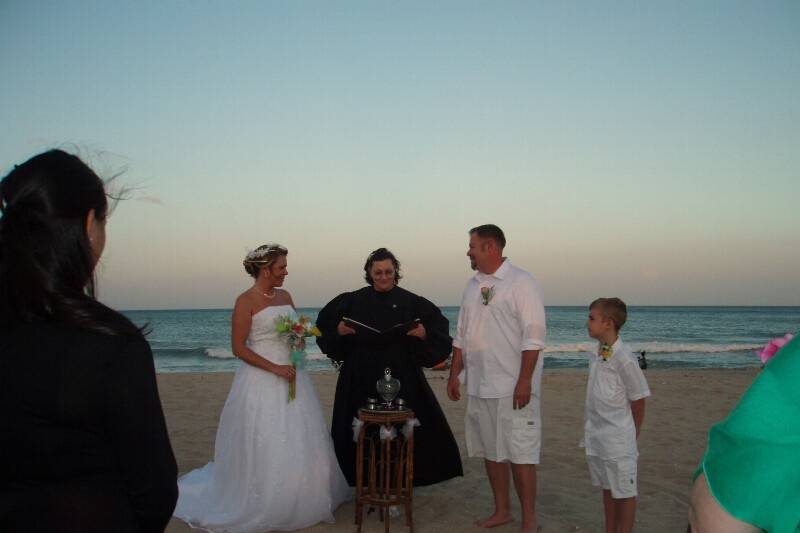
[243,244,287,264]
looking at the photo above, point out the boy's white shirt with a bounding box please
[583,337,650,458]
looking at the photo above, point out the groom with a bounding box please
[447,224,547,533]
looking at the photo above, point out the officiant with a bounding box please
[316,248,463,486]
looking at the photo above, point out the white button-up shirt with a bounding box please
[584,338,650,458]
[453,259,547,398]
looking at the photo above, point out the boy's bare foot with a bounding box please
[519,523,541,533]
[475,512,514,528]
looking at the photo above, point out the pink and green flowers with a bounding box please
[480,286,495,306]
[275,315,322,401]
[275,315,322,343]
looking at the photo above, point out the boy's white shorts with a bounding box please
[465,395,541,464]
[587,454,638,498]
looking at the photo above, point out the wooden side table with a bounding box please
[354,408,415,533]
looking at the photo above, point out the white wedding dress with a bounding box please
[174,305,351,532]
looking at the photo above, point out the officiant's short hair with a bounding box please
[364,248,402,286]
[470,224,506,250]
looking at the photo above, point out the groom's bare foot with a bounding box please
[475,512,514,528]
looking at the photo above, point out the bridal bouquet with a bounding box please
[275,315,322,401]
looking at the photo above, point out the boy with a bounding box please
[584,298,650,533]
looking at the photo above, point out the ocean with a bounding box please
[124,306,799,374]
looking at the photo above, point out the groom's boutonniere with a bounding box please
[480,286,495,306]
[599,343,613,362]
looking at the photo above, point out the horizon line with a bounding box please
[119,304,800,313]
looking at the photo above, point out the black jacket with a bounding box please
[0,322,178,533]
[316,286,463,486]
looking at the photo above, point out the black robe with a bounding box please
[316,286,463,486]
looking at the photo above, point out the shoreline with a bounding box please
[162,368,759,532]
[155,364,763,376]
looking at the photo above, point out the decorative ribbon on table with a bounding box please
[352,416,419,442]
[402,418,420,439]
[379,425,397,441]
[352,417,364,442]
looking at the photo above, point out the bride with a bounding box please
[174,244,350,532]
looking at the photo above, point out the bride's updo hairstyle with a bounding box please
[0,150,140,336]
[243,243,288,278]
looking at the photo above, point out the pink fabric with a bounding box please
[757,333,794,364]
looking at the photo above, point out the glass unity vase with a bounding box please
[376,367,401,408]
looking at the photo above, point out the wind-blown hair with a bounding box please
[0,150,142,336]
[363,247,402,286]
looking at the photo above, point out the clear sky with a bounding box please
[2,1,798,309]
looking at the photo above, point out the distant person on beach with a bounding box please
[0,150,178,533]
[174,244,349,532]
[316,247,463,487]
[583,298,650,533]
[688,334,800,533]
[447,224,547,533]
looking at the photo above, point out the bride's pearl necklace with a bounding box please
[254,287,277,299]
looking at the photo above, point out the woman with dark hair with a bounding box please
[316,248,463,487]
[174,244,349,533]
[0,150,178,532]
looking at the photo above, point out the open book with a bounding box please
[342,316,421,336]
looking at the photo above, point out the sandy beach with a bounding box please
[161,368,758,533]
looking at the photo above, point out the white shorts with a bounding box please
[465,395,541,464]
[587,455,638,498]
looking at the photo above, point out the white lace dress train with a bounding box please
[174,305,350,532]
